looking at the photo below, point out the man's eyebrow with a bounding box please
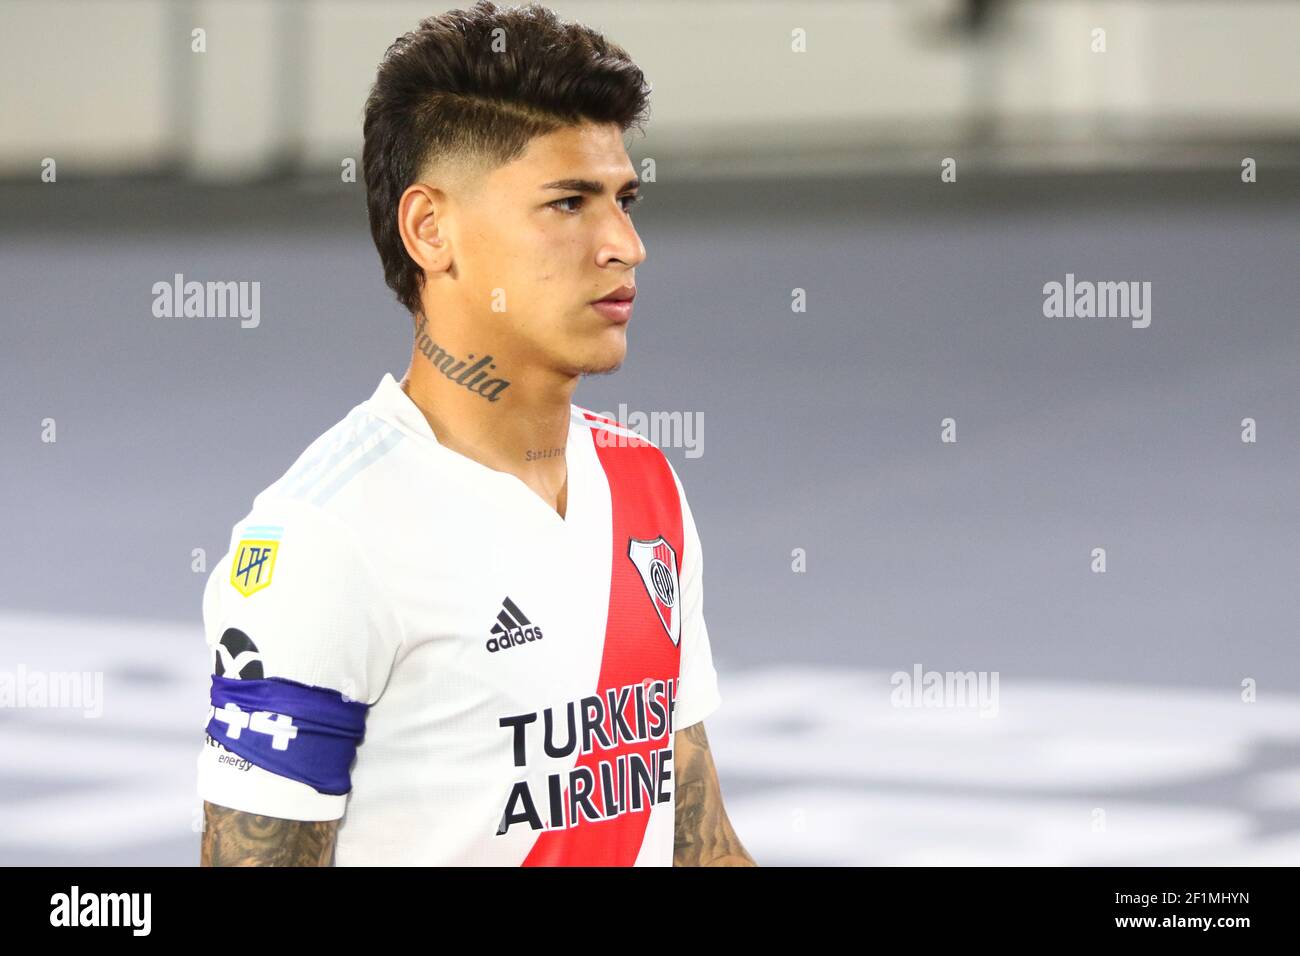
[540,177,640,195]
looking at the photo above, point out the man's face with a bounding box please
[443,121,646,378]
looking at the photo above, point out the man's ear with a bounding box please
[398,183,452,276]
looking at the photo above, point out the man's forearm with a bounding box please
[200,801,338,867]
[673,722,757,866]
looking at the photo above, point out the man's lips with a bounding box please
[591,285,635,323]
[593,285,636,303]
[590,298,633,323]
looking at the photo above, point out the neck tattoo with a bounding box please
[524,446,565,462]
[414,314,512,402]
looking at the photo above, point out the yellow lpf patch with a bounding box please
[231,538,280,597]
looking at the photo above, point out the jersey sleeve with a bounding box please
[666,461,722,730]
[196,495,400,821]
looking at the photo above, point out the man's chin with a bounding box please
[569,335,627,377]
[578,359,623,378]
[570,348,624,376]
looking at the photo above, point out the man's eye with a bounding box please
[548,194,643,214]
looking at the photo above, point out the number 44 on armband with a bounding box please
[207,703,299,750]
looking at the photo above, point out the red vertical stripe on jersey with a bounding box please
[521,417,684,866]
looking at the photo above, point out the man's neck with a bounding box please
[398,336,577,511]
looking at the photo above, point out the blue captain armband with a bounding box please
[206,675,370,795]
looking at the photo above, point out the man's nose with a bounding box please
[600,208,646,267]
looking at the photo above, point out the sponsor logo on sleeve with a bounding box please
[230,524,282,597]
[213,627,264,679]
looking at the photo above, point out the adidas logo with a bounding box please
[487,596,544,653]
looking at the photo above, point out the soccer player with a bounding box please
[196,1,754,867]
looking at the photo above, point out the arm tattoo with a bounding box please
[200,801,338,867]
[673,722,757,867]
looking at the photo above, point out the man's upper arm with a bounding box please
[200,801,338,867]
[195,497,400,859]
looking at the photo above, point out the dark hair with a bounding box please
[362,1,652,317]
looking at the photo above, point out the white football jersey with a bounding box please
[196,372,721,865]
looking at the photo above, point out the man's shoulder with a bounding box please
[222,401,407,547]
[270,404,390,496]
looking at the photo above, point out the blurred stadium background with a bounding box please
[1,0,1298,865]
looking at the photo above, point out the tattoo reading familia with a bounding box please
[415,314,511,401]
[495,677,678,834]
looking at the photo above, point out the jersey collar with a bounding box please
[365,371,448,445]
